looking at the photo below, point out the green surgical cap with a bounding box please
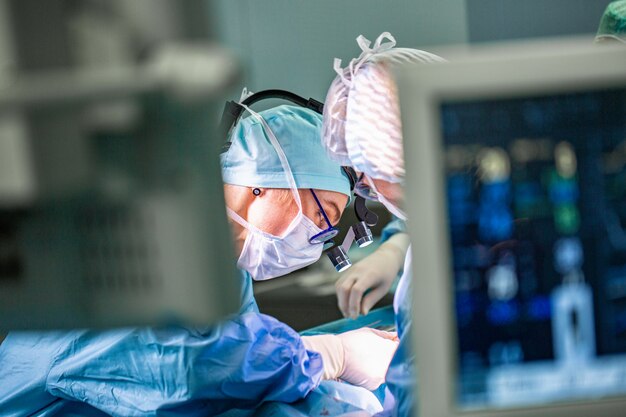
[221,105,351,200]
[597,0,626,44]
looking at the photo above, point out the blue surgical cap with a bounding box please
[221,105,351,199]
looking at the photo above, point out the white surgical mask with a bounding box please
[227,105,325,280]
[228,208,325,280]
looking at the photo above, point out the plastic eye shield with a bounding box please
[354,173,379,201]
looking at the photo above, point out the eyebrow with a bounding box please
[322,199,341,226]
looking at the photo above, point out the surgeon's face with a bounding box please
[246,188,348,237]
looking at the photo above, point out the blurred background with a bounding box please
[212,0,610,100]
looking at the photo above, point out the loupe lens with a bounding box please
[326,245,351,272]
[353,221,374,248]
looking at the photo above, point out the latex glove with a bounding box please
[336,233,410,318]
[302,328,398,390]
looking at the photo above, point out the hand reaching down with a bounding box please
[302,328,399,390]
[336,233,410,318]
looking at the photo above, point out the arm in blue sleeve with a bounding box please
[380,217,407,244]
[45,313,323,416]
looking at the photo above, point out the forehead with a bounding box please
[312,189,348,208]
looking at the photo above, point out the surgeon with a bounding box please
[322,32,445,416]
[0,104,398,416]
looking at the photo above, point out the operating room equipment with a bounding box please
[398,38,626,417]
[325,220,375,273]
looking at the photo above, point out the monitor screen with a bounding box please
[441,88,626,409]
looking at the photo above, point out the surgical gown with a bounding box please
[374,219,416,417]
[0,269,324,416]
[381,248,415,417]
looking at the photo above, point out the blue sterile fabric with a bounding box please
[381,250,415,417]
[380,217,407,244]
[0,269,324,416]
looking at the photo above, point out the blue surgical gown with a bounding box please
[0,269,324,416]
[375,219,416,417]
[382,248,415,417]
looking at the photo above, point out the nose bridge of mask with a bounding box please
[239,104,303,216]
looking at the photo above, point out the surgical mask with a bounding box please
[227,105,326,280]
[356,174,407,221]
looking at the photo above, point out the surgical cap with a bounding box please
[596,1,626,44]
[221,105,351,198]
[322,32,445,183]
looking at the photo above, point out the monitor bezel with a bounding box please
[397,39,626,417]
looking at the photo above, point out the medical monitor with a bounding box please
[0,46,241,330]
[398,39,626,417]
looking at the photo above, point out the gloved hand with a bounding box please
[302,328,398,390]
[336,233,410,318]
